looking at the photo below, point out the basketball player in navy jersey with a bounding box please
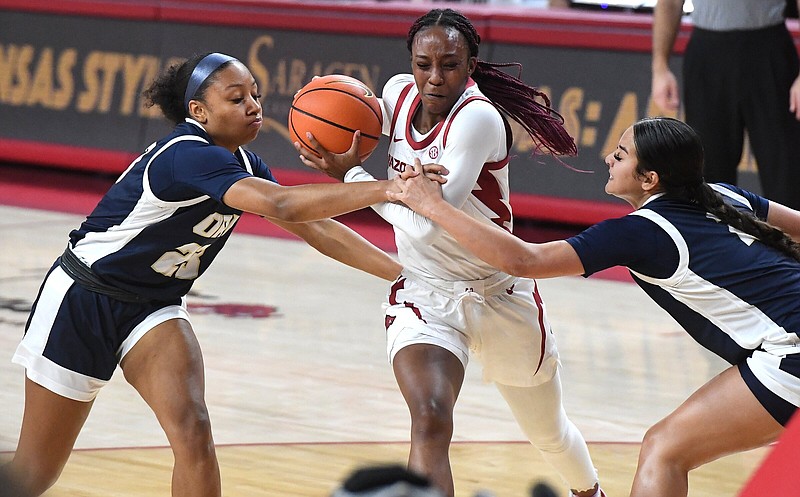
[390,117,800,497]
[297,9,604,497]
[5,52,408,497]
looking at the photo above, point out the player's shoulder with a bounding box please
[458,95,498,115]
[153,121,217,156]
[450,91,502,130]
[453,81,498,112]
[239,147,260,163]
[710,182,768,217]
[382,74,415,101]
[148,123,236,177]
[170,122,234,156]
[239,148,274,179]
[384,73,413,88]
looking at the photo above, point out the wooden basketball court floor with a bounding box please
[0,200,771,497]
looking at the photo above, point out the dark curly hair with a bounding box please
[142,53,235,125]
[633,117,800,263]
[407,8,576,157]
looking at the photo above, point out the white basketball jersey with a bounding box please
[348,74,513,281]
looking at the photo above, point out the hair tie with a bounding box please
[184,53,237,111]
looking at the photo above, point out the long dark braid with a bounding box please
[633,117,800,263]
[406,9,576,157]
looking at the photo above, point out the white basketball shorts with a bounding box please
[383,271,559,387]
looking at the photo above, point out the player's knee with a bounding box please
[530,426,570,454]
[6,459,61,497]
[640,420,689,471]
[19,475,56,497]
[640,421,668,457]
[164,405,215,459]
[514,407,572,453]
[410,400,454,442]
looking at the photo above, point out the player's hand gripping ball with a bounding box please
[289,74,383,162]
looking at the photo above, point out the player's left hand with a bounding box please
[400,159,448,184]
[388,159,447,217]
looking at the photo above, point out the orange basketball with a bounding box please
[288,74,383,162]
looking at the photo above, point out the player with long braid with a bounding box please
[298,8,604,497]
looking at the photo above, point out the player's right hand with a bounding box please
[295,130,361,182]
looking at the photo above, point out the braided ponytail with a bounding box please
[693,183,800,262]
[471,61,576,156]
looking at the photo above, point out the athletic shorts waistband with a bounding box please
[401,270,518,300]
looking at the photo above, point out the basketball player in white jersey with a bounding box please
[6,52,406,497]
[297,9,604,497]
[391,117,800,497]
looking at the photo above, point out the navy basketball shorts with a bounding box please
[12,264,188,401]
[741,348,800,426]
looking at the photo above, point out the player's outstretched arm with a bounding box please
[767,201,800,242]
[223,175,396,223]
[389,160,585,279]
[272,217,402,281]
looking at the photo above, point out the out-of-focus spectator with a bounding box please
[331,465,445,497]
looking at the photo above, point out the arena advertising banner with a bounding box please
[0,9,407,171]
[0,2,765,221]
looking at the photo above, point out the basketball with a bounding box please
[288,74,383,162]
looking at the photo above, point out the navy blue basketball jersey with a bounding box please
[67,119,277,301]
[567,184,800,364]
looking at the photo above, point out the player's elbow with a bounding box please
[271,204,306,223]
[267,191,317,223]
[498,255,532,278]
[494,245,542,278]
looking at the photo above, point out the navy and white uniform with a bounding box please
[567,184,800,424]
[345,74,558,387]
[13,118,276,401]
